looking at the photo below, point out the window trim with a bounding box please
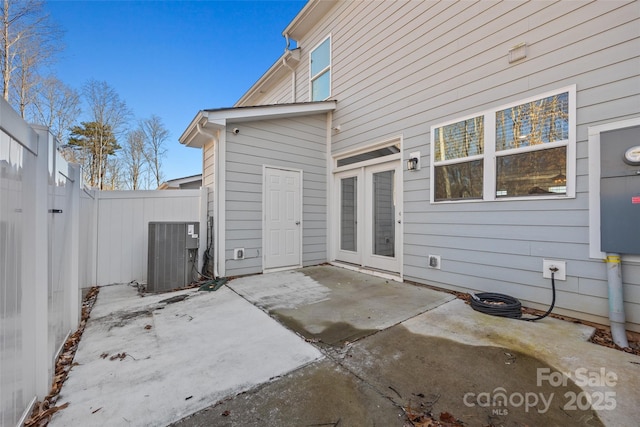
[430,85,576,203]
[309,35,331,101]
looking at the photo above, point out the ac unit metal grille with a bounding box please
[147,222,198,292]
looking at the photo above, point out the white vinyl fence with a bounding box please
[0,99,205,426]
[94,189,205,286]
[0,102,82,426]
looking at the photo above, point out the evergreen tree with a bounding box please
[68,121,120,189]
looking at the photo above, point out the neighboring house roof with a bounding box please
[180,100,336,148]
[158,174,203,190]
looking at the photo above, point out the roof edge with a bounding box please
[283,0,338,41]
[180,101,336,149]
[234,48,300,107]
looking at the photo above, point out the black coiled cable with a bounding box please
[470,272,557,322]
[470,292,523,319]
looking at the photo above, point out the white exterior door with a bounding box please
[264,167,302,270]
[363,162,401,272]
[335,160,401,273]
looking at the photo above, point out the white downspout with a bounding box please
[605,254,629,348]
[283,33,296,103]
[195,121,220,278]
[283,55,296,103]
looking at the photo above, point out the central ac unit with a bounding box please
[147,222,199,292]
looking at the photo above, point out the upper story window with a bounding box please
[310,36,331,101]
[431,86,575,202]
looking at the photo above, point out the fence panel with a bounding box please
[0,115,38,426]
[95,190,202,285]
[1,98,204,425]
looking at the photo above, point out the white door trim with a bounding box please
[363,160,402,273]
[262,165,303,272]
[332,160,403,275]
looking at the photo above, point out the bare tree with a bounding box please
[103,156,123,190]
[29,76,80,143]
[1,0,62,113]
[122,128,147,190]
[140,114,169,188]
[82,79,131,189]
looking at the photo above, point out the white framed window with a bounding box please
[310,36,331,101]
[431,85,576,203]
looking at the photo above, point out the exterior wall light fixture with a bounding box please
[407,151,420,171]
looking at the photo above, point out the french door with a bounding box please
[335,160,401,273]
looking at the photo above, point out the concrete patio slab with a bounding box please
[50,265,640,427]
[179,266,639,427]
[49,283,322,427]
[173,359,407,427]
[229,265,455,345]
[399,298,640,427]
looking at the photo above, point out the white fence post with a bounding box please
[67,163,81,327]
[33,129,51,398]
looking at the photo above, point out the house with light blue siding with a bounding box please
[180,0,640,334]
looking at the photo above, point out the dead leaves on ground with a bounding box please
[24,286,100,427]
[404,408,465,427]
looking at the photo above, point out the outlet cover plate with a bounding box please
[428,254,441,269]
[543,259,566,281]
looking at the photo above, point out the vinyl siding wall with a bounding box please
[274,1,639,329]
[257,77,294,106]
[224,114,328,276]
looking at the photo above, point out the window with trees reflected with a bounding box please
[431,87,574,202]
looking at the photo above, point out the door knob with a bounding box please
[295,221,300,225]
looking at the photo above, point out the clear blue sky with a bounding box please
[45,0,307,182]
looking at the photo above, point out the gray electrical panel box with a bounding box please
[147,222,199,292]
[600,125,640,255]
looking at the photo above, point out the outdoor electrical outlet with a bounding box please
[428,255,441,269]
[234,248,245,260]
[543,259,566,281]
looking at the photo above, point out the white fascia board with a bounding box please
[235,49,301,107]
[181,101,336,148]
[283,0,338,41]
[207,101,336,123]
[179,112,224,149]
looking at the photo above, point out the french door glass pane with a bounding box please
[372,170,395,257]
[340,177,357,251]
